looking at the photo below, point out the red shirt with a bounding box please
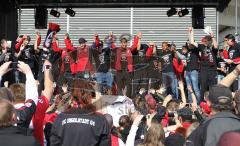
[32,95,50,146]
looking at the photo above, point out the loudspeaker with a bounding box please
[192,6,204,29]
[35,6,48,29]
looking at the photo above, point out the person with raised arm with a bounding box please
[0,61,38,128]
[188,27,218,101]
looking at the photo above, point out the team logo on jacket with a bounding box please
[25,102,32,107]
[229,50,235,59]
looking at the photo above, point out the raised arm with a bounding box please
[41,60,54,100]
[179,80,187,109]
[15,36,26,53]
[0,61,12,83]
[90,82,103,113]
[188,27,198,47]
[131,32,142,52]
[18,61,39,105]
[210,31,218,49]
[64,33,74,51]
[34,32,41,53]
[126,114,144,146]
[219,64,240,87]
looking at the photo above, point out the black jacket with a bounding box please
[0,126,40,146]
[16,99,36,128]
[50,108,111,146]
[186,111,240,146]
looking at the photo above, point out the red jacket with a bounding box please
[52,39,77,74]
[75,45,93,72]
[223,48,240,63]
[173,57,184,79]
[114,47,134,72]
[15,38,26,53]
[131,36,154,61]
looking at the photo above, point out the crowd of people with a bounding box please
[0,22,240,146]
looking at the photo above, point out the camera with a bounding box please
[10,62,18,69]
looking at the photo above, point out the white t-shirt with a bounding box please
[101,95,135,127]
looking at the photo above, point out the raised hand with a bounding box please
[0,61,12,76]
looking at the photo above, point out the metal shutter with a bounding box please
[132,8,217,49]
[68,8,131,47]
[18,8,68,47]
[18,8,216,49]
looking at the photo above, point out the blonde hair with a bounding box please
[9,83,25,103]
[138,122,165,146]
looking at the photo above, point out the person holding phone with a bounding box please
[15,35,36,83]
[0,39,16,86]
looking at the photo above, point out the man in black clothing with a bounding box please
[157,41,178,99]
[186,84,240,146]
[92,39,113,93]
[51,108,111,146]
[50,79,111,146]
[189,27,218,101]
[15,35,37,83]
[177,44,200,103]
[131,32,156,97]
[0,98,40,146]
[112,37,133,97]
[224,34,240,91]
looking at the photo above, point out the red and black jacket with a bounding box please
[52,38,77,74]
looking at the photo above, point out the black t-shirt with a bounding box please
[50,108,111,146]
[185,47,200,71]
[93,47,111,73]
[132,44,149,70]
[197,44,217,69]
[120,50,128,71]
[157,49,174,73]
[16,100,36,128]
[228,43,240,71]
[19,45,35,68]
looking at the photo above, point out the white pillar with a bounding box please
[130,7,133,46]
[67,15,70,33]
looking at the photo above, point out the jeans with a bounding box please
[162,72,178,99]
[95,72,113,88]
[185,70,200,103]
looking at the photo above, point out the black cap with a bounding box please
[225,34,235,41]
[208,84,232,105]
[78,38,87,44]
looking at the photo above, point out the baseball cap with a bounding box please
[208,84,232,105]
[225,34,235,41]
[78,38,87,44]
